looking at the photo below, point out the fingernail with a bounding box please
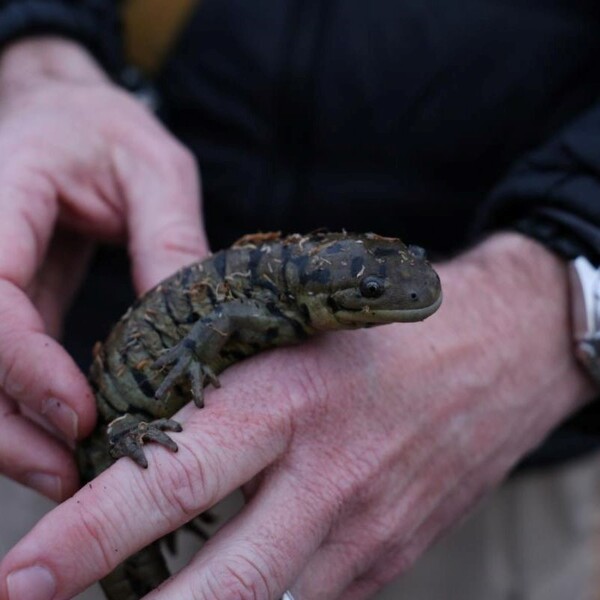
[24,473,62,501]
[7,565,56,600]
[42,398,78,440]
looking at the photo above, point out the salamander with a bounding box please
[76,231,442,600]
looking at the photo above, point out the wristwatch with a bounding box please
[569,256,600,385]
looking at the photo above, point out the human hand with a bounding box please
[0,233,593,600]
[0,37,207,502]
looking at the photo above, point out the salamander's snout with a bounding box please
[400,270,440,314]
[411,266,442,310]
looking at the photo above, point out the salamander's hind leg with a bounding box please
[152,343,220,408]
[107,413,182,469]
[151,313,234,407]
[152,299,285,407]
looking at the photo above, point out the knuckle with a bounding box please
[205,552,274,600]
[349,519,417,584]
[330,448,380,502]
[368,547,416,585]
[74,501,122,574]
[277,348,328,421]
[145,442,217,522]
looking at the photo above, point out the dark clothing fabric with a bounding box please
[0,0,123,74]
[6,0,600,467]
[159,0,600,259]
[483,103,600,264]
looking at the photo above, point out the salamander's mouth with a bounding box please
[334,293,442,325]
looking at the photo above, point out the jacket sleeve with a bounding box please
[477,102,600,265]
[476,104,600,452]
[0,1,123,76]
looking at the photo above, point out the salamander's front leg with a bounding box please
[152,299,279,407]
[107,413,182,468]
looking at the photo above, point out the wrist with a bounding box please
[438,232,595,429]
[0,36,109,90]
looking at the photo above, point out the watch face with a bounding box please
[570,257,599,340]
[570,257,600,387]
[577,340,600,384]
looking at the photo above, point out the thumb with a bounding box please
[114,142,209,294]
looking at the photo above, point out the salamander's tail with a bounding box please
[100,542,170,600]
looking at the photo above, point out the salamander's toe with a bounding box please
[190,363,221,408]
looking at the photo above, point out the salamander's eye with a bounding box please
[408,245,427,260]
[359,276,385,299]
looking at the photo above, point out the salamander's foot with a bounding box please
[107,414,182,468]
[152,342,220,408]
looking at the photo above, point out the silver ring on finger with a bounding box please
[282,592,296,600]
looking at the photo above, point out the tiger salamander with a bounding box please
[76,231,442,600]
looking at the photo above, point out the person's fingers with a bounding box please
[290,537,367,599]
[337,578,383,600]
[0,280,94,440]
[0,386,292,599]
[334,519,443,600]
[0,393,79,501]
[144,466,335,600]
[112,138,209,294]
[288,511,407,600]
[287,479,423,600]
[0,88,208,299]
[292,420,518,600]
[0,169,58,288]
[0,170,94,439]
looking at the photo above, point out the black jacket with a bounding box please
[0,0,122,72]
[4,0,600,466]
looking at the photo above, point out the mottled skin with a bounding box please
[76,231,442,600]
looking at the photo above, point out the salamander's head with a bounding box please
[291,232,442,330]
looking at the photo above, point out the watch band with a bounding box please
[569,256,600,385]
